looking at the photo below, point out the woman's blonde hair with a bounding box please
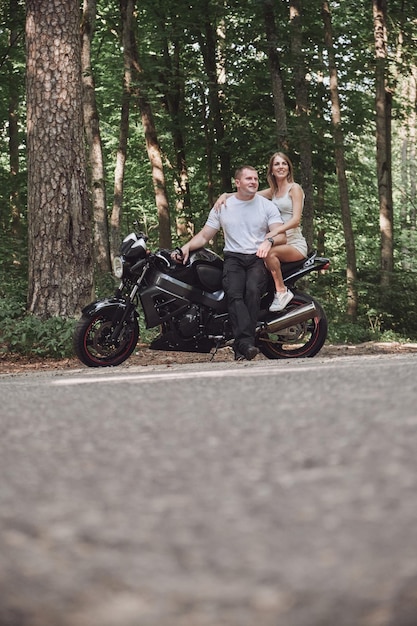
[266,152,294,195]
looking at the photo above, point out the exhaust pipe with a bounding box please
[260,302,318,333]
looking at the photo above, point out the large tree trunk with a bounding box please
[81,0,111,274]
[26,0,93,318]
[289,0,314,251]
[373,0,393,287]
[322,0,358,319]
[262,0,289,151]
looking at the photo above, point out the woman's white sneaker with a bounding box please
[269,289,294,312]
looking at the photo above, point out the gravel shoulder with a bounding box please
[1,341,417,374]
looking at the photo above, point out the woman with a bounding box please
[257,152,308,311]
[215,152,307,312]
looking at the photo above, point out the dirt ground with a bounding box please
[1,341,417,374]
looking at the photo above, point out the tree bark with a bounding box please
[8,0,23,236]
[289,0,314,251]
[373,0,393,287]
[322,0,358,318]
[26,0,93,318]
[196,2,232,195]
[119,0,171,249]
[262,0,289,151]
[158,23,192,238]
[81,0,111,274]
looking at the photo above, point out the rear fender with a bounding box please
[283,253,330,284]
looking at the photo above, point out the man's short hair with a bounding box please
[234,165,258,179]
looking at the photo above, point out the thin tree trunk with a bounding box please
[201,85,215,219]
[322,0,358,318]
[262,0,289,151]
[122,0,171,248]
[197,3,232,194]
[373,0,394,287]
[399,66,417,269]
[409,67,417,230]
[110,44,130,259]
[110,0,132,258]
[26,0,93,317]
[8,0,22,236]
[289,0,314,251]
[81,0,111,274]
[159,27,192,238]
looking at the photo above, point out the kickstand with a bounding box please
[210,341,222,361]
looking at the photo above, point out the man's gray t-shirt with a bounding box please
[205,194,283,254]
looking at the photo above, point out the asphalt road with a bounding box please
[1,354,417,626]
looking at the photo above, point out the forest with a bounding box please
[1,0,417,357]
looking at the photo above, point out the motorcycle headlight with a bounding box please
[113,256,124,279]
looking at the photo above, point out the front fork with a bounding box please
[110,265,147,342]
[110,283,140,343]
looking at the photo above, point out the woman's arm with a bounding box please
[258,187,273,200]
[213,192,231,211]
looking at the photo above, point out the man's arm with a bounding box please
[176,225,219,264]
[256,222,286,259]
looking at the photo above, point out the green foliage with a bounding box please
[314,267,417,344]
[0,246,76,358]
[0,310,77,358]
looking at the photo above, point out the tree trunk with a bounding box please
[399,64,416,269]
[159,28,192,238]
[289,0,314,251]
[26,0,93,318]
[8,0,22,236]
[81,0,111,274]
[120,0,171,249]
[409,66,417,230]
[110,61,130,259]
[197,3,232,194]
[373,0,393,287]
[322,0,358,319]
[262,0,289,151]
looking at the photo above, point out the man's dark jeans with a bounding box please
[223,252,268,355]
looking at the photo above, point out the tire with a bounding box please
[73,311,139,367]
[257,292,328,359]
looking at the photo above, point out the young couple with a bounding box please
[172,152,307,361]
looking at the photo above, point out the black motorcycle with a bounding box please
[73,230,330,367]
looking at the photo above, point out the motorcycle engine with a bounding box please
[177,305,201,338]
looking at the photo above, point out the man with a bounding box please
[173,166,284,361]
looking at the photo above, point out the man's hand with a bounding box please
[256,240,273,259]
[171,245,189,264]
[256,233,287,258]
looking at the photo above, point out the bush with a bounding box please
[311,268,417,344]
[0,288,76,358]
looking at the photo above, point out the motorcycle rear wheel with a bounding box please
[73,312,139,367]
[258,293,327,359]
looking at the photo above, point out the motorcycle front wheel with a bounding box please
[258,293,327,359]
[73,311,139,367]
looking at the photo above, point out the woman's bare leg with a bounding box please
[265,244,304,293]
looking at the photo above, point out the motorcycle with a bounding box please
[73,230,330,367]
